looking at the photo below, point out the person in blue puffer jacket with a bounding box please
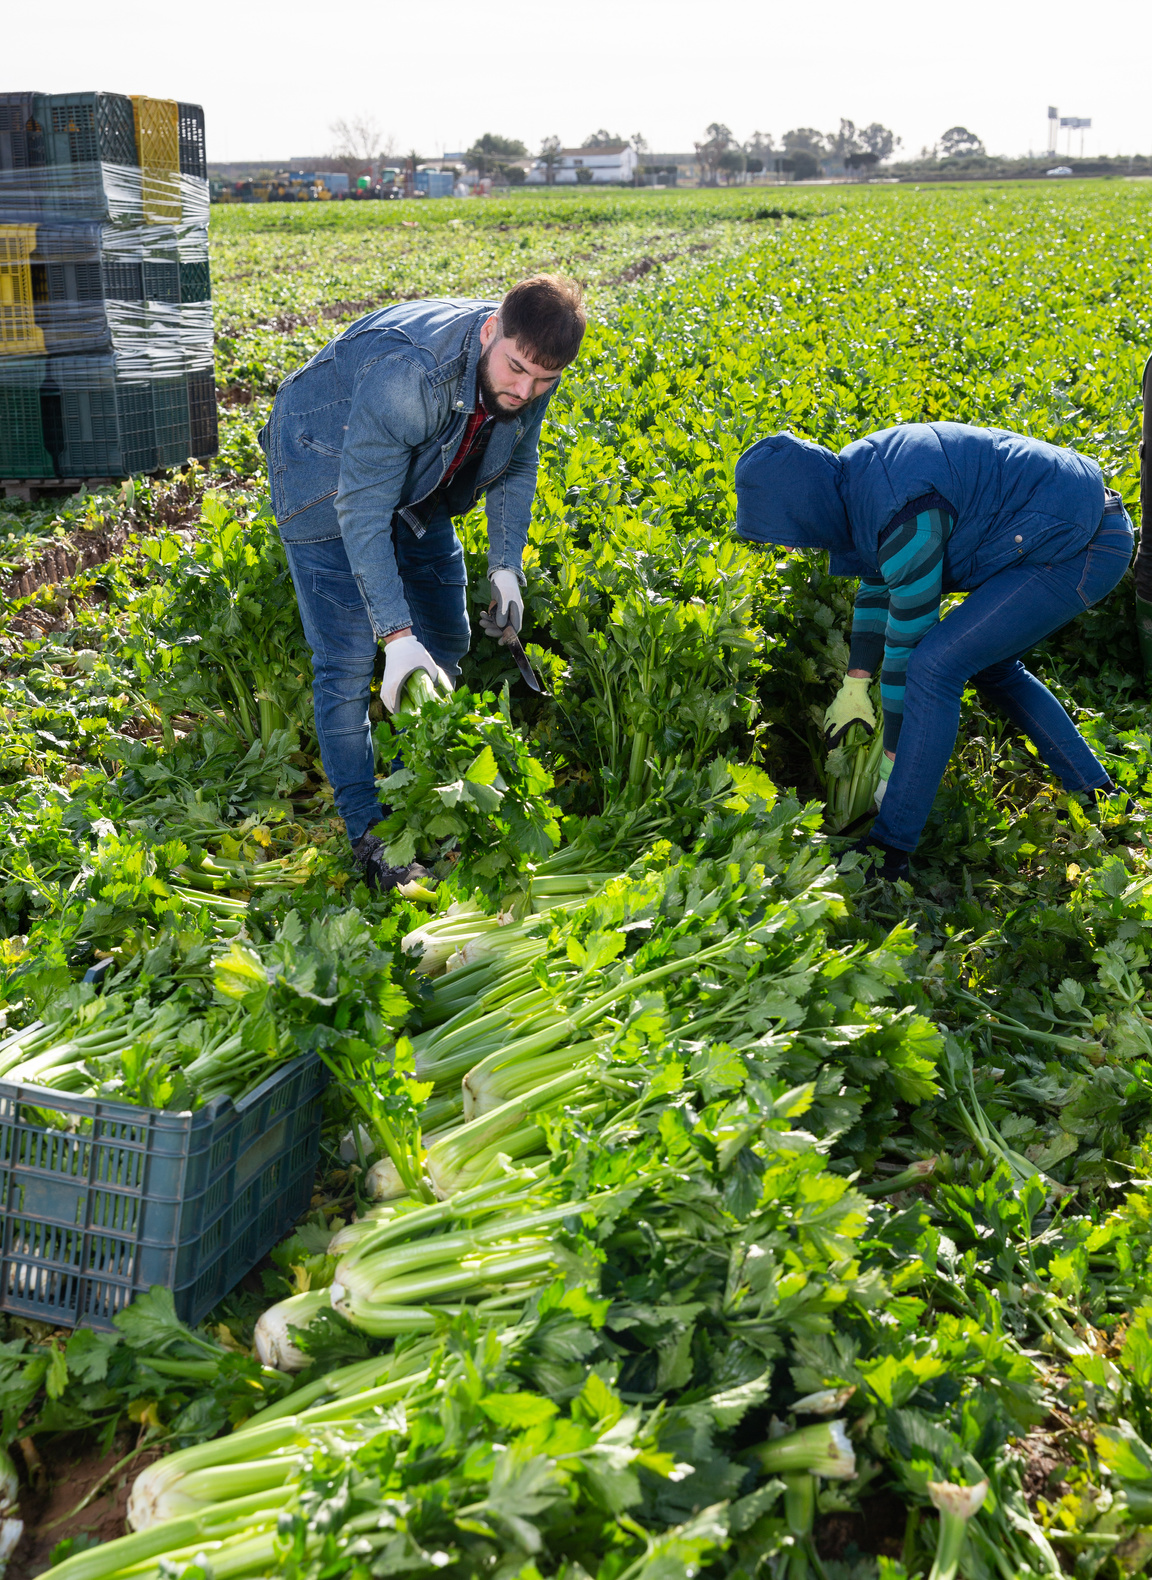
[735,422,1136,879]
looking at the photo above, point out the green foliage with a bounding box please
[135,494,312,748]
[10,185,1152,1576]
[375,685,561,905]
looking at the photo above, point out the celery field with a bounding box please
[2,181,1152,1578]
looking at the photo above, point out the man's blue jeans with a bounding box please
[282,504,471,843]
[872,511,1134,853]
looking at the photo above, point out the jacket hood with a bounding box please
[734,433,869,576]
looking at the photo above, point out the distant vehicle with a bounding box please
[1046,165,1074,177]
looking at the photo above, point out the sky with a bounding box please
[8,0,1152,164]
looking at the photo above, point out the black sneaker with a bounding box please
[351,832,436,893]
[848,835,911,881]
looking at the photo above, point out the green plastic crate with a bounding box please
[37,92,137,167]
[178,257,211,302]
[187,366,218,459]
[152,370,191,467]
[0,355,52,477]
[40,353,155,475]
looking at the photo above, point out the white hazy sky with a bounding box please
[8,0,1152,164]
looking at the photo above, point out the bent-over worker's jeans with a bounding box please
[872,509,1134,852]
[282,500,471,843]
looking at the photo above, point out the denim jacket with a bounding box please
[259,298,555,639]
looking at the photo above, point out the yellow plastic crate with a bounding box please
[0,224,45,356]
[131,95,180,223]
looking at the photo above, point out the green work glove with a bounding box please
[823,676,876,748]
[875,752,894,808]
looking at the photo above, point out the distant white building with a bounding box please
[527,143,638,185]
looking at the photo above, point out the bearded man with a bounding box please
[260,275,586,888]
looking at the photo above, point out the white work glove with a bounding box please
[479,569,524,639]
[380,635,451,714]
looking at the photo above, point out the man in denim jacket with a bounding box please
[260,275,586,888]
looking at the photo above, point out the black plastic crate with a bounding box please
[33,223,180,305]
[32,221,105,303]
[142,230,180,304]
[0,357,53,477]
[40,353,155,475]
[177,103,207,180]
[17,224,174,357]
[37,92,137,167]
[187,366,218,459]
[0,93,45,172]
[29,222,113,355]
[0,1054,325,1331]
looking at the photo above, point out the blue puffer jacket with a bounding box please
[734,422,1106,586]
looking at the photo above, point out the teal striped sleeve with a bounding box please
[877,506,954,751]
[848,578,889,676]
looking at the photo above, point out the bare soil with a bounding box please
[816,1488,908,1562]
[9,1432,159,1580]
[3,476,205,609]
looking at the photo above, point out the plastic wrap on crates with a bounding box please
[0,93,215,480]
[0,163,209,225]
[1,219,213,358]
[0,300,210,371]
[0,347,216,478]
[3,93,206,179]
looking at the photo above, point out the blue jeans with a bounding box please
[282,502,471,843]
[872,511,1134,852]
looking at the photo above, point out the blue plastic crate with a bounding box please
[0,1052,326,1331]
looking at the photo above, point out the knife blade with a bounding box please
[499,625,546,694]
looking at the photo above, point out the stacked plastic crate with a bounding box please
[0,90,217,485]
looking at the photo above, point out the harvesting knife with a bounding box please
[497,624,546,694]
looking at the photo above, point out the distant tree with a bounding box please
[539,134,562,185]
[940,126,985,158]
[858,122,900,161]
[718,147,746,184]
[782,149,821,181]
[845,151,879,173]
[783,127,828,157]
[745,130,775,166]
[502,165,527,186]
[583,128,624,147]
[575,166,595,183]
[466,133,529,176]
[328,116,393,182]
[828,119,862,161]
[745,157,764,174]
[694,122,733,185]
